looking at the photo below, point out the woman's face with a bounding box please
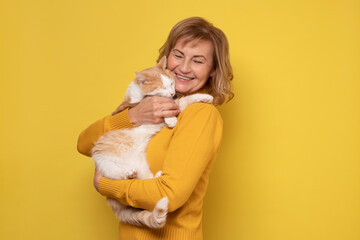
[167,38,215,95]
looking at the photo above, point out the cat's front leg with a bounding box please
[178,94,214,111]
[191,93,214,103]
[154,171,163,178]
[164,116,177,128]
[125,169,138,179]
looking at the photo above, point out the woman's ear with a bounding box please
[210,69,216,79]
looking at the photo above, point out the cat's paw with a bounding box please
[155,171,163,178]
[164,117,177,128]
[125,169,137,179]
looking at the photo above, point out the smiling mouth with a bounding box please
[176,73,194,81]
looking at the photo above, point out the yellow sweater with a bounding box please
[77,103,223,240]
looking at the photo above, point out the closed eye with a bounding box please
[193,59,204,64]
[171,49,184,59]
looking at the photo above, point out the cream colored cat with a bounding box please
[91,56,213,228]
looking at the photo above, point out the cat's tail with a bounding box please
[110,197,168,228]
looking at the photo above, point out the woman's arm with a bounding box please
[97,103,223,212]
[77,97,179,156]
[77,108,134,157]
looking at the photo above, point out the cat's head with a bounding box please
[134,56,175,98]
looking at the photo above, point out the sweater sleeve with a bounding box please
[98,103,223,212]
[77,108,133,157]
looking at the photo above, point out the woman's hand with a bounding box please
[93,168,102,192]
[116,96,180,127]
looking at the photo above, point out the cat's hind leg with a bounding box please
[150,197,168,228]
[113,197,168,228]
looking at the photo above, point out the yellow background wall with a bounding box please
[1,0,359,239]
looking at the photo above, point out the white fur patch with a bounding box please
[127,81,144,103]
[160,74,175,97]
[160,74,172,88]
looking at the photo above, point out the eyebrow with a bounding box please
[172,49,207,61]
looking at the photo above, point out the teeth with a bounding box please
[176,73,193,80]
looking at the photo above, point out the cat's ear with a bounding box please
[135,71,147,84]
[157,56,167,70]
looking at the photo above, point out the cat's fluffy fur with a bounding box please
[91,56,213,228]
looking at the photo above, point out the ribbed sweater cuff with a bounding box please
[104,108,133,131]
[98,177,123,200]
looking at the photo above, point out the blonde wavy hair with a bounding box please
[157,17,234,105]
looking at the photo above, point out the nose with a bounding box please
[179,60,191,74]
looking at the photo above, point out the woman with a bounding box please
[77,17,233,239]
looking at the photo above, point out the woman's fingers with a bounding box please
[149,97,180,118]
[127,96,179,126]
[159,101,179,110]
[159,109,181,118]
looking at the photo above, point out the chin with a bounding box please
[175,82,195,94]
[175,86,191,94]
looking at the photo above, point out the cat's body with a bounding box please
[91,56,213,228]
